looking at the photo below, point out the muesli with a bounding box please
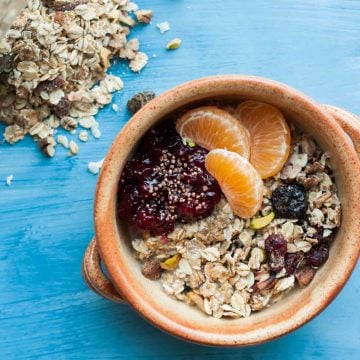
[118,101,341,319]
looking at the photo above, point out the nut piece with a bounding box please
[135,9,153,23]
[127,91,156,114]
[294,266,316,288]
[250,212,275,229]
[142,258,162,280]
[160,254,181,271]
[166,38,182,50]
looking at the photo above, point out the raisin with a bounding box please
[285,252,303,275]
[36,76,65,93]
[265,234,287,272]
[127,91,156,114]
[271,184,308,219]
[305,242,329,267]
[52,97,71,118]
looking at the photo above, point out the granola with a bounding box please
[0,0,150,156]
[131,132,341,319]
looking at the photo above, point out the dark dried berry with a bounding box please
[142,258,162,280]
[53,0,87,11]
[271,184,308,219]
[0,54,13,73]
[285,252,303,275]
[52,97,71,118]
[265,234,287,272]
[310,227,335,244]
[295,266,316,288]
[127,91,156,114]
[36,77,65,93]
[305,242,329,267]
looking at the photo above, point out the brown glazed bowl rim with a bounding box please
[94,75,360,346]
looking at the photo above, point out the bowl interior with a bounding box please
[96,76,360,345]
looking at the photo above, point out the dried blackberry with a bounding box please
[271,184,308,219]
[127,91,156,114]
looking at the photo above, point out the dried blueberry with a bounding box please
[305,242,329,267]
[271,184,308,219]
[265,234,287,272]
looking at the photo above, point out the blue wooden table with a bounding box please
[1,0,359,358]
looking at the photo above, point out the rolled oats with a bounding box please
[0,0,151,155]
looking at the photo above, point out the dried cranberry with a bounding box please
[271,184,308,219]
[117,120,221,235]
[305,242,329,267]
[265,234,287,272]
[285,252,303,275]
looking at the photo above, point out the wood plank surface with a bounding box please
[0,0,359,358]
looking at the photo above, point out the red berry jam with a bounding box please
[117,120,221,236]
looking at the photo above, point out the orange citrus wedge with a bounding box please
[205,149,264,218]
[176,106,250,159]
[235,101,291,179]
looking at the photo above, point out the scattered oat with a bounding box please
[57,135,69,149]
[135,9,153,24]
[91,126,101,139]
[79,130,89,142]
[6,175,13,186]
[112,104,119,112]
[166,38,182,50]
[129,52,148,72]
[79,117,97,129]
[69,140,79,156]
[88,158,104,175]
[156,21,170,34]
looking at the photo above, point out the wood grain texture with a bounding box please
[0,0,359,358]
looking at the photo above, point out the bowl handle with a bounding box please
[322,104,360,158]
[82,238,126,303]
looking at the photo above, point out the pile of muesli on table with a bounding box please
[131,132,341,319]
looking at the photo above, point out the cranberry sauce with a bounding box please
[117,120,221,236]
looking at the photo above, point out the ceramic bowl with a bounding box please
[82,75,360,346]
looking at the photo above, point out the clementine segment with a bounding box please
[205,149,264,218]
[176,106,250,159]
[235,101,291,179]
